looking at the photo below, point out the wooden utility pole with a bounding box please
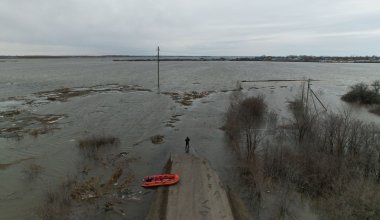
[305,78,327,112]
[157,46,160,89]
[306,79,311,109]
[310,88,327,111]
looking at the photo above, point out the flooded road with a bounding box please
[0,58,379,219]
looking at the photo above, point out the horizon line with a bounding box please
[0,54,379,58]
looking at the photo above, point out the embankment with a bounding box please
[145,154,251,220]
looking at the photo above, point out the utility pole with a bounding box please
[306,79,311,109]
[310,87,327,111]
[305,78,327,112]
[157,46,160,90]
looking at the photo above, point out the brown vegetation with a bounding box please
[49,135,132,218]
[37,176,75,220]
[224,93,380,219]
[44,87,92,102]
[36,84,151,102]
[162,91,213,106]
[23,163,44,179]
[224,94,267,160]
[0,109,21,118]
[0,111,64,139]
[37,155,133,219]
[150,135,165,144]
[165,114,183,128]
[29,127,50,137]
[78,136,120,159]
[70,177,102,201]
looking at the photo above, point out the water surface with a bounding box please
[0,58,379,219]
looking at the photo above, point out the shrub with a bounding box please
[224,83,380,219]
[341,82,380,104]
[369,105,380,116]
[224,94,267,160]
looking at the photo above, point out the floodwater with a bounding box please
[0,58,379,219]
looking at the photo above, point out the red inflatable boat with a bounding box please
[141,174,180,188]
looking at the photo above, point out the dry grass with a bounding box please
[37,85,151,103]
[1,127,23,133]
[78,136,119,148]
[29,127,50,137]
[37,163,133,219]
[0,109,21,118]
[163,91,212,106]
[37,177,75,220]
[23,163,43,179]
[42,87,92,102]
[70,177,101,201]
[1,112,64,140]
[78,136,120,159]
[150,135,164,144]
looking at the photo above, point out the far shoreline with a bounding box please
[1,55,380,64]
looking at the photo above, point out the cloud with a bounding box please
[0,41,102,55]
[0,0,379,55]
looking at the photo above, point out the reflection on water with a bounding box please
[0,59,379,219]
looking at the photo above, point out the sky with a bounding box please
[1,0,380,56]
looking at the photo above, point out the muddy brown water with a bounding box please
[1,58,380,219]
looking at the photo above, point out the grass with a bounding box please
[0,109,21,118]
[70,177,101,201]
[37,164,133,219]
[29,127,50,137]
[78,136,119,148]
[78,135,120,159]
[23,163,43,179]
[36,134,132,219]
[150,135,164,144]
[162,91,212,106]
[37,176,75,220]
[43,87,92,102]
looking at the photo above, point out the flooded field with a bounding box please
[1,58,379,219]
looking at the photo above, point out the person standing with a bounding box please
[185,136,190,153]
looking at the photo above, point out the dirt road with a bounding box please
[146,154,251,220]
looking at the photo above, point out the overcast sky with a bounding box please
[1,0,380,56]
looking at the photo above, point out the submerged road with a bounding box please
[146,154,251,220]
